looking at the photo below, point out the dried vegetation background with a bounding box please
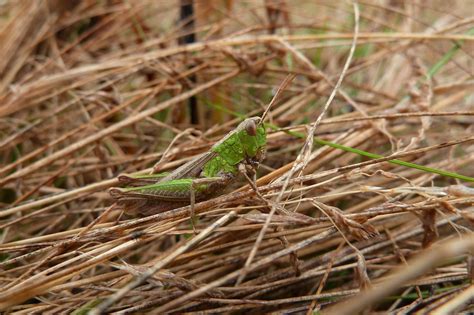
[0,0,473,314]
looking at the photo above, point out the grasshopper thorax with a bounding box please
[202,117,267,178]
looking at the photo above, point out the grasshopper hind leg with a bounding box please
[109,188,186,216]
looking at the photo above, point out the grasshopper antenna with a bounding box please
[259,73,296,125]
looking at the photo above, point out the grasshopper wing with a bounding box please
[161,151,217,181]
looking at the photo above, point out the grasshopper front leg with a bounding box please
[237,163,302,278]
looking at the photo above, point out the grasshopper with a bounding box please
[109,117,267,217]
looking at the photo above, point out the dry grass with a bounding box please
[0,0,473,314]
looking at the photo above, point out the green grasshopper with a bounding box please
[109,117,267,217]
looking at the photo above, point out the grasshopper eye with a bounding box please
[245,119,257,136]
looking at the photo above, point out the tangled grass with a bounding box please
[0,1,473,314]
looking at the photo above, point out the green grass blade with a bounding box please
[428,28,474,79]
[267,124,474,182]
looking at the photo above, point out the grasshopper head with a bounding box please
[205,117,266,178]
[240,117,266,161]
[242,117,260,136]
